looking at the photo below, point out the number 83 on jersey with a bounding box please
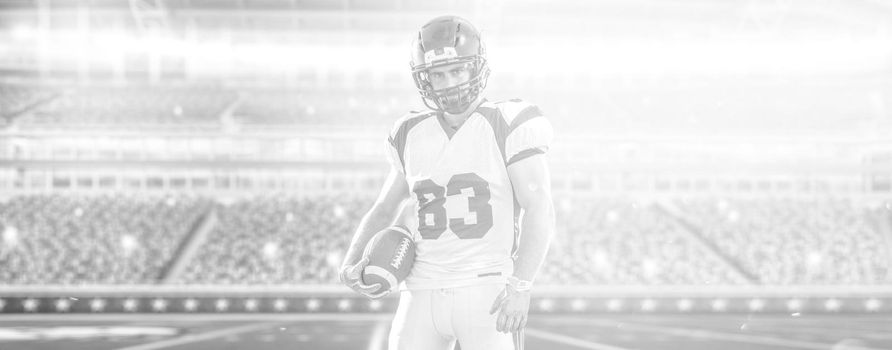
[412,172,494,240]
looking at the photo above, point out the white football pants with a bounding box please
[388,283,515,350]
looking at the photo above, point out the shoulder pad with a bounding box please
[491,99,543,127]
[390,109,436,136]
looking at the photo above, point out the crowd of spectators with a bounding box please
[1,82,875,132]
[539,197,747,285]
[0,195,888,285]
[233,89,419,126]
[0,195,210,284]
[676,198,889,285]
[178,195,373,285]
[0,84,57,122]
[22,87,236,126]
[505,83,876,133]
[4,86,424,127]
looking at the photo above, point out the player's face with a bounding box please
[426,62,474,113]
[427,62,473,91]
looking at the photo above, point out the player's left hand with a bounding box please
[338,257,388,299]
[489,284,531,333]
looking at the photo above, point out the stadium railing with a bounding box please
[0,285,889,314]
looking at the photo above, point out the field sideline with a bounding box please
[0,313,889,350]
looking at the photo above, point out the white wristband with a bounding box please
[507,276,532,292]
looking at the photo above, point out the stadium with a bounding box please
[1,0,892,349]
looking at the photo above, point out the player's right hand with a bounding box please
[339,257,388,299]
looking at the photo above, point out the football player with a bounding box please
[339,15,555,350]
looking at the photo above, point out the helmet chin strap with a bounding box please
[441,95,485,120]
[430,75,486,115]
[440,94,473,114]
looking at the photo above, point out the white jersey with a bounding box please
[386,99,553,290]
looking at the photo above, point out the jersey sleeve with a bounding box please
[504,105,553,166]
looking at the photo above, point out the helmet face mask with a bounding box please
[412,57,490,114]
[410,16,490,115]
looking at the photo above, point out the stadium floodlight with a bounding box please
[606,298,623,312]
[570,299,588,312]
[326,252,342,270]
[151,298,167,312]
[642,259,660,279]
[306,299,321,312]
[786,299,804,312]
[89,299,106,312]
[54,299,71,312]
[273,299,288,312]
[865,298,882,312]
[824,299,842,312]
[262,242,279,259]
[121,235,139,256]
[747,299,766,312]
[676,299,693,312]
[593,250,611,272]
[710,299,728,312]
[214,298,229,312]
[337,299,353,312]
[807,252,823,267]
[605,210,619,223]
[2,226,18,247]
[537,299,555,312]
[182,298,199,312]
[640,299,657,312]
[368,299,383,311]
[22,298,39,312]
[727,211,740,223]
[122,298,139,312]
[244,299,259,312]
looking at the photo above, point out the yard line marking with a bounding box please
[524,328,633,350]
[582,318,884,350]
[739,323,892,338]
[619,314,892,337]
[113,322,281,350]
[368,320,390,350]
[744,318,892,334]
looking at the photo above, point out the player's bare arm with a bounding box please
[339,165,410,298]
[490,153,556,333]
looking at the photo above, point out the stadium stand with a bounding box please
[1,195,889,285]
[233,89,420,125]
[674,197,890,285]
[22,86,237,126]
[539,197,749,285]
[0,195,211,284]
[0,83,58,122]
[4,80,874,131]
[6,85,425,127]
[178,195,374,285]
